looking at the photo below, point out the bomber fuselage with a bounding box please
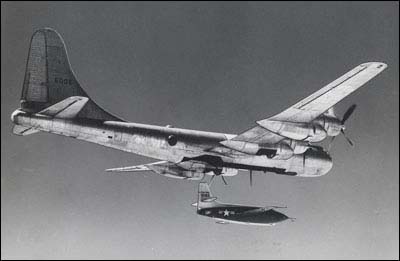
[11,109,333,177]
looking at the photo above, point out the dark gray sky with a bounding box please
[1,2,398,259]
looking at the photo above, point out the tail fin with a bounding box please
[196,183,218,209]
[20,28,123,121]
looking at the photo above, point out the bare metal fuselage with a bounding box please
[12,109,333,177]
[11,29,386,180]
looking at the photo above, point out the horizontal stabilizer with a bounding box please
[38,96,89,119]
[12,125,39,136]
[203,197,218,202]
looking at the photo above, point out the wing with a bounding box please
[231,125,285,144]
[105,160,205,180]
[105,161,169,172]
[232,62,387,143]
[264,62,387,123]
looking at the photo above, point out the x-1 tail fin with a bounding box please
[196,183,219,209]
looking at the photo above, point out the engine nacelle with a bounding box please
[220,140,294,160]
[313,115,342,137]
[290,148,333,177]
[306,124,327,142]
[268,143,294,160]
[256,120,327,142]
[285,139,311,154]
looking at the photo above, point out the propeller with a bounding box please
[341,129,354,146]
[249,170,253,187]
[340,104,356,147]
[221,175,228,186]
[209,174,215,185]
[209,173,228,186]
[328,104,356,150]
[341,104,357,125]
[327,136,336,151]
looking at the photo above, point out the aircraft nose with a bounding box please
[277,212,289,222]
[269,209,289,222]
[304,149,333,176]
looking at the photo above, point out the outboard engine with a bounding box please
[256,120,327,143]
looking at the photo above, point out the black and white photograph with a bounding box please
[1,1,398,259]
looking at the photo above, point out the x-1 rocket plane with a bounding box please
[193,183,292,226]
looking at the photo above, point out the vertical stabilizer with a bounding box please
[20,28,123,121]
[197,183,219,210]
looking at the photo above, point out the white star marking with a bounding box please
[223,209,230,216]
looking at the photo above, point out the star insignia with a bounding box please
[223,209,230,216]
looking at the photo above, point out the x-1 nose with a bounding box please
[276,211,289,222]
[267,209,289,222]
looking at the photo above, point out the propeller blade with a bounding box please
[209,175,215,185]
[302,153,306,168]
[249,170,253,187]
[341,104,357,124]
[221,175,228,186]
[327,136,336,152]
[341,129,355,147]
